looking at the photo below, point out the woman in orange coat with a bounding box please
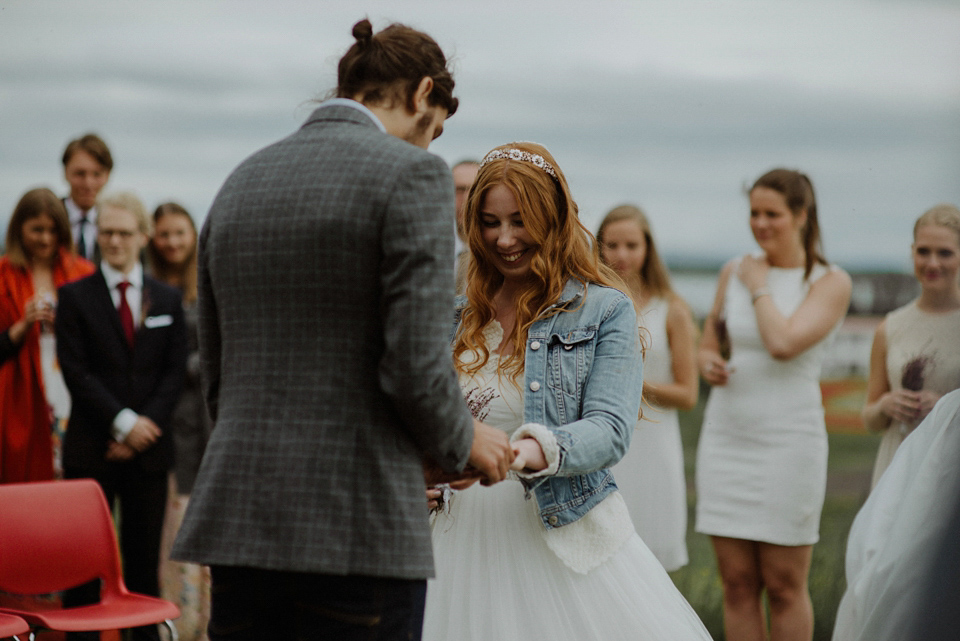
[1,187,94,482]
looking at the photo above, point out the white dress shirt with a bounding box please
[315,97,388,133]
[100,261,144,441]
[65,197,98,260]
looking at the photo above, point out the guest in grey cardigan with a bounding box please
[172,18,514,641]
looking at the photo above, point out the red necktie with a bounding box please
[117,281,135,348]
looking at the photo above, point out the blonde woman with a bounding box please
[597,204,697,571]
[862,203,960,488]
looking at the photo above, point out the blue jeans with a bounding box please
[208,566,427,641]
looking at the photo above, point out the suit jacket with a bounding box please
[172,103,474,579]
[56,269,187,474]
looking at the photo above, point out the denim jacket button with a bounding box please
[529,381,541,392]
[548,515,559,525]
[530,340,541,351]
[563,344,573,350]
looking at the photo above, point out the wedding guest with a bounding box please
[57,191,187,641]
[453,159,479,294]
[861,203,960,488]
[62,133,113,262]
[695,169,851,640]
[1,188,94,482]
[148,202,211,641]
[597,204,698,571]
[423,142,711,640]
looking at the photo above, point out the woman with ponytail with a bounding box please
[695,169,851,641]
[423,142,711,640]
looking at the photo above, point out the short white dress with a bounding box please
[422,322,711,641]
[611,296,689,571]
[696,261,841,546]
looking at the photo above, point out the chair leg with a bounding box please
[162,619,179,641]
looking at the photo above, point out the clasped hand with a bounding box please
[105,416,162,461]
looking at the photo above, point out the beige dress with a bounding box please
[869,301,960,488]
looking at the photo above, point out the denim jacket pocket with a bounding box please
[546,328,596,423]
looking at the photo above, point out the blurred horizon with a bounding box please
[1,0,957,273]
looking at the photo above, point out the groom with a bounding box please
[172,19,514,641]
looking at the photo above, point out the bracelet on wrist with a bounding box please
[751,287,771,304]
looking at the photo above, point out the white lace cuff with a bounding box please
[510,422,560,478]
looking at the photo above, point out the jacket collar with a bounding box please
[303,99,387,133]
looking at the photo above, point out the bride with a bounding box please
[422,142,711,640]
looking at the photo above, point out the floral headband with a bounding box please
[480,148,558,180]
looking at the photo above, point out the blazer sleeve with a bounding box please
[55,283,125,431]
[197,219,221,422]
[377,152,474,474]
[139,285,188,427]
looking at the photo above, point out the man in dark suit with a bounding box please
[173,19,514,641]
[61,133,112,264]
[56,191,187,641]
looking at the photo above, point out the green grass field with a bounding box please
[670,382,881,640]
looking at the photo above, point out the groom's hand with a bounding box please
[469,419,514,485]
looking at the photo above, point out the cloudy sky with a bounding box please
[1,0,958,271]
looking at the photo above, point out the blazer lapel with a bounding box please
[93,269,133,352]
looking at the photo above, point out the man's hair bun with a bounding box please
[352,19,373,46]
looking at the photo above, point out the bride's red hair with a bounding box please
[454,142,627,381]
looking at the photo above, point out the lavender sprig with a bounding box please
[901,355,932,392]
[463,386,498,421]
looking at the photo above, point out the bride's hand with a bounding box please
[510,438,547,473]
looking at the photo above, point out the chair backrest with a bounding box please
[0,612,30,637]
[0,479,124,596]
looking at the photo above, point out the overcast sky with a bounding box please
[1,0,958,271]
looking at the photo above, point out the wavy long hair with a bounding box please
[454,142,626,381]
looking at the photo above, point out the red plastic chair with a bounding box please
[0,480,179,641]
[0,612,29,639]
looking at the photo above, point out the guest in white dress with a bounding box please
[696,169,852,641]
[422,142,712,640]
[861,203,960,488]
[597,204,698,571]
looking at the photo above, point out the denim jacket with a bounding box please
[453,280,643,530]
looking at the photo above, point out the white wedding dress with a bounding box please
[422,322,711,640]
[831,389,960,641]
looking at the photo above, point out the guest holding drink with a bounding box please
[597,204,697,571]
[1,188,93,482]
[695,169,851,641]
[862,203,960,488]
[148,202,212,641]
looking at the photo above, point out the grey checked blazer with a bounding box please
[172,104,474,578]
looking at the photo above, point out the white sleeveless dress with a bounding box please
[695,261,841,546]
[422,322,712,641]
[869,301,960,488]
[611,296,689,571]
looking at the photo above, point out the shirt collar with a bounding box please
[64,197,97,224]
[101,260,143,290]
[315,98,388,133]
